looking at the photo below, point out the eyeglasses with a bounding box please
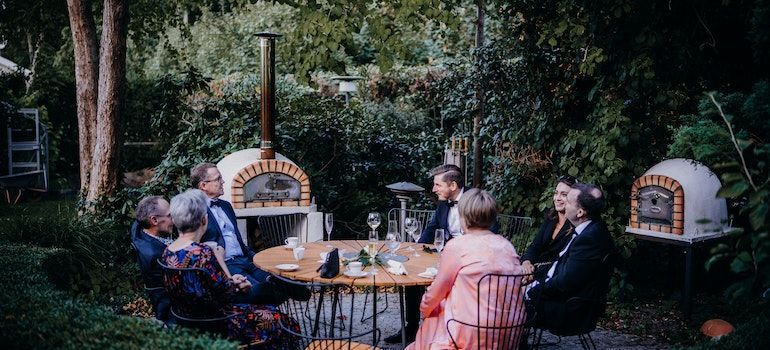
[202,175,223,183]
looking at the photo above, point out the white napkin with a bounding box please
[418,267,438,278]
[387,260,408,275]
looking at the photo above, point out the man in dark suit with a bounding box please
[526,182,615,331]
[418,164,467,244]
[191,162,290,305]
[130,195,174,322]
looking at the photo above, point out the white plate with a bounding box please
[343,270,368,278]
[284,245,299,250]
[417,272,436,279]
[275,264,299,271]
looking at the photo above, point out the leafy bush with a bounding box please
[115,71,445,236]
[0,244,236,350]
[670,86,770,300]
[0,199,135,302]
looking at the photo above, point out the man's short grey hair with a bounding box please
[170,189,208,233]
[135,195,165,229]
[190,162,217,189]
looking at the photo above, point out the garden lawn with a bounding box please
[0,243,236,349]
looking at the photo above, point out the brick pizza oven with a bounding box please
[217,32,322,246]
[626,158,734,242]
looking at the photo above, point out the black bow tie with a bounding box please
[210,200,221,208]
[447,200,458,208]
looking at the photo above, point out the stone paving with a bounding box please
[336,292,669,350]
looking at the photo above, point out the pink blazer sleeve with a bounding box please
[419,240,463,317]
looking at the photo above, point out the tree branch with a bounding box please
[708,92,757,191]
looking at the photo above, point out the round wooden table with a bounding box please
[253,240,439,346]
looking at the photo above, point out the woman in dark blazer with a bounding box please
[521,175,577,279]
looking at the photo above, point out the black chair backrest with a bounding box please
[157,258,231,322]
[387,208,436,242]
[271,274,379,350]
[498,214,535,250]
[256,213,305,250]
[447,272,531,350]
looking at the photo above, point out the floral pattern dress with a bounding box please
[162,242,299,348]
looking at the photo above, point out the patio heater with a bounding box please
[330,75,364,105]
[386,181,425,240]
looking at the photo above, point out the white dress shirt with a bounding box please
[448,189,464,238]
[207,198,244,260]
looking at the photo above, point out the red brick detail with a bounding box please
[629,175,685,234]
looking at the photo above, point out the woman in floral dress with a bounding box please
[161,189,298,349]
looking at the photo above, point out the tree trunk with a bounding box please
[67,0,128,214]
[66,0,98,196]
[85,0,128,205]
[472,0,485,188]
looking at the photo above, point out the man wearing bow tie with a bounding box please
[388,164,475,344]
[526,182,615,332]
[191,162,285,305]
[418,164,467,243]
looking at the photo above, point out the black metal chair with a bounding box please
[157,259,239,338]
[256,213,305,251]
[446,272,532,350]
[497,214,535,251]
[386,208,436,242]
[271,274,380,350]
[129,242,172,324]
[530,251,617,350]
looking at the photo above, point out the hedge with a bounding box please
[0,244,236,349]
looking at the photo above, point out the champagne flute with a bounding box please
[324,213,334,248]
[434,229,445,269]
[367,238,379,275]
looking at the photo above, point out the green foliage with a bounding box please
[117,70,444,235]
[684,87,770,301]
[0,199,135,301]
[0,244,237,350]
[141,1,472,81]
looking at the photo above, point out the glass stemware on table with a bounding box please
[384,220,401,260]
[434,228,445,269]
[367,212,381,274]
[404,217,421,257]
[324,213,334,248]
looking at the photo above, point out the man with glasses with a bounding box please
[525,182,615,332]
[131,195,174,322]
[191,162,305,305]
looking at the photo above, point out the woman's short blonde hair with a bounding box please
[458,188,498,230]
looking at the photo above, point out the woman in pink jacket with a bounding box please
[407,188,526,350]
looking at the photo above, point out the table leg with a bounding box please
[399,286,406,346]
[683,246,693,318]
[372,281,378,346]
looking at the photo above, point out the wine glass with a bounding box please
[405,218,421,257]
[367,212,381,232]
[434,229,445,253]
[324,213,334,248]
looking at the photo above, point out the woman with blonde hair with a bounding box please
[407,188,526,350]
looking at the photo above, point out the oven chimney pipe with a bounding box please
[256,32,281,160]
